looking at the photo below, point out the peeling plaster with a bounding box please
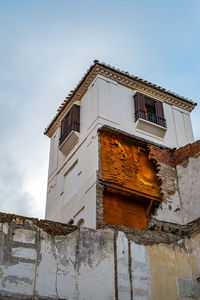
[0,214,200,299]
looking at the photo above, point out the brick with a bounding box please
[174,141,200,165]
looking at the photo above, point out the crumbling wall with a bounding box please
[1,213,200,299]
[100,131,161,199]
[174,141,200,224]
[99,128,161,229]
[98,126,200,227]
[0,213,115,300]
[153,140,200,225]
[148,144,183,224]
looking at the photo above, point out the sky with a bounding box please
[0,0,200,219]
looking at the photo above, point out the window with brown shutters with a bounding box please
[59,104,80,146]
[134,92,166,128]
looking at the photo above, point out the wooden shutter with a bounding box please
[61,117,66,136]
[71,105,80,124]
[61,111,70,136]
[134,93,145,121]
[134,93,145,111]
[60,104,80,138]
[155,100,165,127]
[71,104,80,132]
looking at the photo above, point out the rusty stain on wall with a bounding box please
[100,131,161,229]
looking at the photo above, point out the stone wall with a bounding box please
[1,213,200,299]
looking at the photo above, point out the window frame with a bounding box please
[134,92,167,128]
[59,104,80,147]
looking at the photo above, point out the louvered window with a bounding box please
[59,105,80,146]
[134,93,166,128]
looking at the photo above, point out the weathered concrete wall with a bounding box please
[1,213,200,299]
[0,214,115,300]
[174,141,200,225]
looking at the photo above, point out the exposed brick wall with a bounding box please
[98,129,162,229]
[103,191,150,229]
[148,145,177,202]
[97,127,185,230]
[97,126,200,231]
[174,140,200,165]
[100,131,161,199]
[148,145,175,167]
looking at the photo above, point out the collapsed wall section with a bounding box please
[174,141,200,224]
[98,127,164,229]
[151,139,200,225]
[98,126,200,228]
[147,143,182,224]
[1,213,200,299]
[0,213,115,300]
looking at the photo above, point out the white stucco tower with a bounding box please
[44,60,196,228]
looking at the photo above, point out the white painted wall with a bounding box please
[45,75,195,226]
[46,92,99,227]
[46,126,98,228]
[155,190,183,225]
[94,75,194,148]
[0,220,116,299]
[177,156,200,224]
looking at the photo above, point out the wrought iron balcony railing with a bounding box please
[59,122,80,146]
[135,109,167,128]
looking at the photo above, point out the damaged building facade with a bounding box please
[44,60,196,229]
[0,61,200,299]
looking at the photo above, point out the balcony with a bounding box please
[134,109,167,138]
[59,122,80,146]
[59,122,80,156]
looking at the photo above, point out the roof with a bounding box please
[44,60,197,138]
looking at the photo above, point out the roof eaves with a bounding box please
[98,61,196,106]
[44,60,197,137]
[44,61,98,136]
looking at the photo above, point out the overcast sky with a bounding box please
[0,0,200,219]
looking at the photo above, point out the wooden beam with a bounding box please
[100,180,161,202]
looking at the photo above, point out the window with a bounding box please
[134,93,166,128]
[59,104,80,146]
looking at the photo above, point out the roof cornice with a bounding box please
[44,60,197,138]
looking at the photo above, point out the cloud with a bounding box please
[0,149,35,216]
[0,0,199,220]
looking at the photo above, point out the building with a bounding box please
[1,61,200,299]
[44,60,196,229]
